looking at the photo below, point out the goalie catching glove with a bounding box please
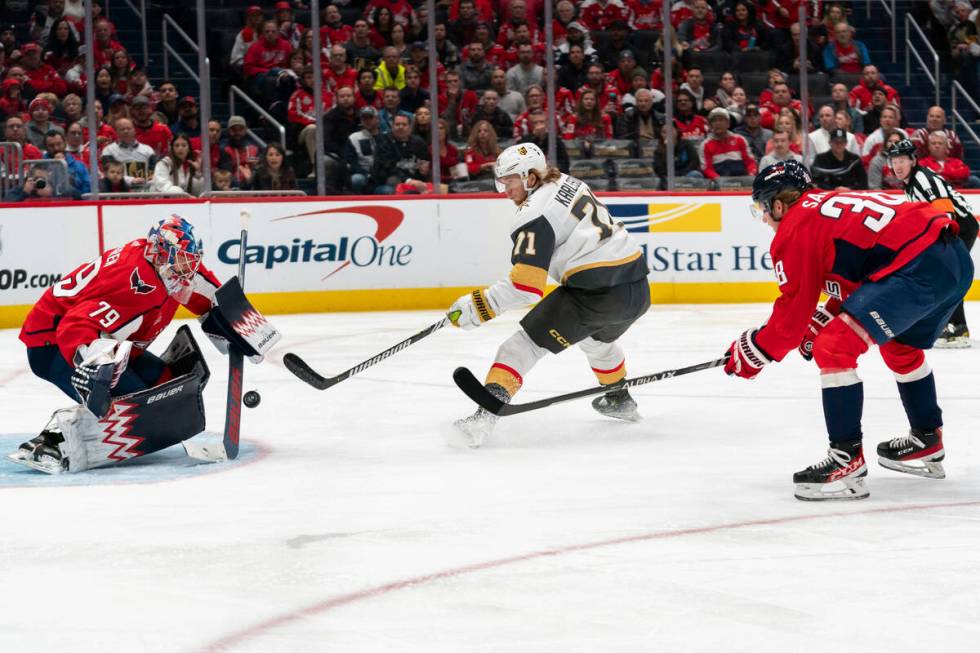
[71,339,133,419]
[724,328,773,380]
[798,298,841,361]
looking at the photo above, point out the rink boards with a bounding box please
[0,191,979,327]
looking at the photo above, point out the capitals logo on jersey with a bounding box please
[130,268,156,295]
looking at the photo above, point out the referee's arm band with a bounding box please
[930,198,956,215]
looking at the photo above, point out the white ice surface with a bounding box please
[2,305,980,653]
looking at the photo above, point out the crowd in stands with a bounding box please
[0,0,975,199]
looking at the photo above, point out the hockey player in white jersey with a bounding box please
[448,143,651,446]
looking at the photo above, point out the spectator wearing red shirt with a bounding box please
[0,78,27,118]
[578,63,620,112]
[323,44,358,92]
[21,43,67,97]
[673,90,709,140]
[449,0,495,24]
[320,3,353,46]
[462,24,507,69]
[823,22,871,74]
[92,17,123,67]
[353,69,383,110]
[911,106,964,160]
[580,0,633,32]
[650,60,687,95]
[563,88,614,141]
[230,6,265,73]
[699,107,757,179]
[760,81,803,130]
[364,0,416,27]
[761,0,802,32]
[464,119,501,179]
[438,69,478,140]
[44,17,80,76]
[919,130,978,188]
[244,20,293,103]
[607,50,644,96]
[496,1,542,48]
[190,119,232,171]
[408,42,447,95]
[849,65,900,111]
[678,0,720,52]
[512,84,546,140]
[223,115,260,185]
[629,0,663,30]
[1,115,43,175]
[130,95,172,158]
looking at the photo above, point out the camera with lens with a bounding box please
[32,177,46,190]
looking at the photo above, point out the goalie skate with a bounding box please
[877,428,945,479]
[591,388,640,422]
[793,442,869,501]
[6,430,67,475]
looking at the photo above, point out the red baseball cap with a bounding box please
[246,5,262,15]
[21,43,41,55]
[275,1,291,10]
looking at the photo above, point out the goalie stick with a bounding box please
[184,210,252,463]
[452,357,727,416]
[284,311,459,390]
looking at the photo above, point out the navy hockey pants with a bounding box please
[26,345,168,403]
[843,236,974,348]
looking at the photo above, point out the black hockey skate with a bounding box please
[934,323,970,349]
[591,388,641,422]
[877,428,945,479]
[8,429,67,474]
[793,441,869,501]
[452,383,510,448]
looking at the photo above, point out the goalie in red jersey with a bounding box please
[12,215,274,474]
[724,161,974,501]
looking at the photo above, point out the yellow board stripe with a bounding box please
[561,251,643,284]
[2,281,980,329]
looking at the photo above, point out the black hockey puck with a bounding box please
[243,390,261,408]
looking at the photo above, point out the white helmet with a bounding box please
[493,142,547,191]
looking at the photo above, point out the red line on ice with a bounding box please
[196,499,980,652]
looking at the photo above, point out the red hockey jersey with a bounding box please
[20,239,220,366]
[756,191,956,361]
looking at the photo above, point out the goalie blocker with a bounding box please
[200,276,281,364]
[8,326,211,474]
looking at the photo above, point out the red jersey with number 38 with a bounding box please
[19,239,220,365]
[756,190,956,362]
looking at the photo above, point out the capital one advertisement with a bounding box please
[5,192,980,323]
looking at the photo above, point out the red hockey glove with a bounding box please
[798,298,842,361]
[724,328,772,380]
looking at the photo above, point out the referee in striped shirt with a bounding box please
[887,137,978,347]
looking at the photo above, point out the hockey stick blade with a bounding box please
[284,316,454,391]
[453,357,728,416]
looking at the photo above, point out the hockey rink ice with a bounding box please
[2,304,979,652]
